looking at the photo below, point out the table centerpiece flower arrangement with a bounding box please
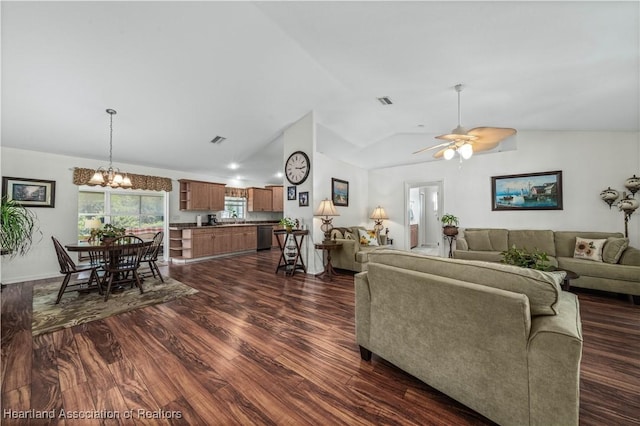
[89,224,126,243]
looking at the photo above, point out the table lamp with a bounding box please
[370,206,388,234]
[314,198,340,242]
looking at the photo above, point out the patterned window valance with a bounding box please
[225,187,247,198]
[73,168,172,192]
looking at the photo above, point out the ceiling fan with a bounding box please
[413,84,517,160]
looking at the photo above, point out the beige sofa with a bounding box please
[355,250,583,426]
[329,226,384,272]
[454,228,640,302]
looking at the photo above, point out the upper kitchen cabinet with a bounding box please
[247,187,273,212]
[179,179,226,211]
[266,185,283,212]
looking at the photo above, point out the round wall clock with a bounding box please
[285,150,310,185]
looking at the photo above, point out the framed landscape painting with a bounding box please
[331,178,349,207]
[2,176,56,208]
[491,170,562,211]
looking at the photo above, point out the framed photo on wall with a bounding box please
[331,178,349,207]
[298,191,309,207]
[287,186,296,201]
[491,170,563,211]
[2,176,56,208]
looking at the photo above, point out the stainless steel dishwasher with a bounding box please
[257,225,273,250]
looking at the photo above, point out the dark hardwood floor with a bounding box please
[2,249,639,425]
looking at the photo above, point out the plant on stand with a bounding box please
[441,213,459,236]
[279,217,296,232]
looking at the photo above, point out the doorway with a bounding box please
[405,180,444,256]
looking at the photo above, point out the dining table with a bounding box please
[65,238,153,291]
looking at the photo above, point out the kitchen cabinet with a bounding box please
[266,185,283,212]
[248,187,273,212]
[179,179,225,211]
[170,225,259,259]
[410,224,419,249]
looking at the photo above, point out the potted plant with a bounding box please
[441,213,459,236]
[0,197,40,258]
[89,223,126,243]
[500,245,550,271]
[279,217,296,232]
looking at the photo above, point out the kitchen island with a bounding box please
[169,222,279,262]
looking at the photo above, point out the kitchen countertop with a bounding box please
[169,222,279,230]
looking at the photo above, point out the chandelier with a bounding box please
[89,109,132,188]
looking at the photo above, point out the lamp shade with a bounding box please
[314,199,339,216]
[85,219,102,230]
[370,206,388,220]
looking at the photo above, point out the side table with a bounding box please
[443,235,456,258]
[314,242,342,281]
[274,229,309,276]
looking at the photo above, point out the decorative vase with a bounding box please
[443,226,459,236]
[285,226,293,233]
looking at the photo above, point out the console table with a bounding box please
[274,229,308,276]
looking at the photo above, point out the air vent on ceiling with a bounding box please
[210,136,227,144]
[377,96,393,105]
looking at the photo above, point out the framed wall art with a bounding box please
[298,191,309,207]
[331,178,349,207]
[491,170,563,211]
[287,186,296,201]
[2,176,56,208]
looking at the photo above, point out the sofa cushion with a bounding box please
[554,231,624,258]
[508,230,556,256]
[369,250,564,316]
[464,230,493,251]
[602,237,629,264]
[619,246,640,266]
[464,228,509,252]
[573,237,606,262]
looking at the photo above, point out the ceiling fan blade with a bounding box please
[433,147,449,158]
[472,141,500,152]
[412,142,450,155]
[468,127,517,145]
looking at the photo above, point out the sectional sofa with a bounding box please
[454,228,640,302]
[329,226,385,272]
[355,250,583,426]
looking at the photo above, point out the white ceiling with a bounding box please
[2,1,638,184]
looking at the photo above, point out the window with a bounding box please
[78,188,165,240]
[222,196,246,219]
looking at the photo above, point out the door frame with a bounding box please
[404,180,444,255]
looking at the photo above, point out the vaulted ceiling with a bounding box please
[2,1,638,184]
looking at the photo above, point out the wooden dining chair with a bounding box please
[51,236,102,304]
[100,235,146,301]
[140,231,164,283]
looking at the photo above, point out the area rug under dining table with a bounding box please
[32,276,198,336]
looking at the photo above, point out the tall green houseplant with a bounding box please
[1,197,39,258]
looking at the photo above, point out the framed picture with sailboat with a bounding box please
[491,170,563,211]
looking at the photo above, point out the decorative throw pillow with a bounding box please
[573,237,607,262]
[602,237,629,264]
[344,231,355,240]
[358,229,379,246]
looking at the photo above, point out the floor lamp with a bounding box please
[314,199,340,242]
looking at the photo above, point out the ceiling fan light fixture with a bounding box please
[443,147,456,160]
[459,143,473,159]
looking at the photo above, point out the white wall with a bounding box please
[369,131,640,249]
[0,147,277,283]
